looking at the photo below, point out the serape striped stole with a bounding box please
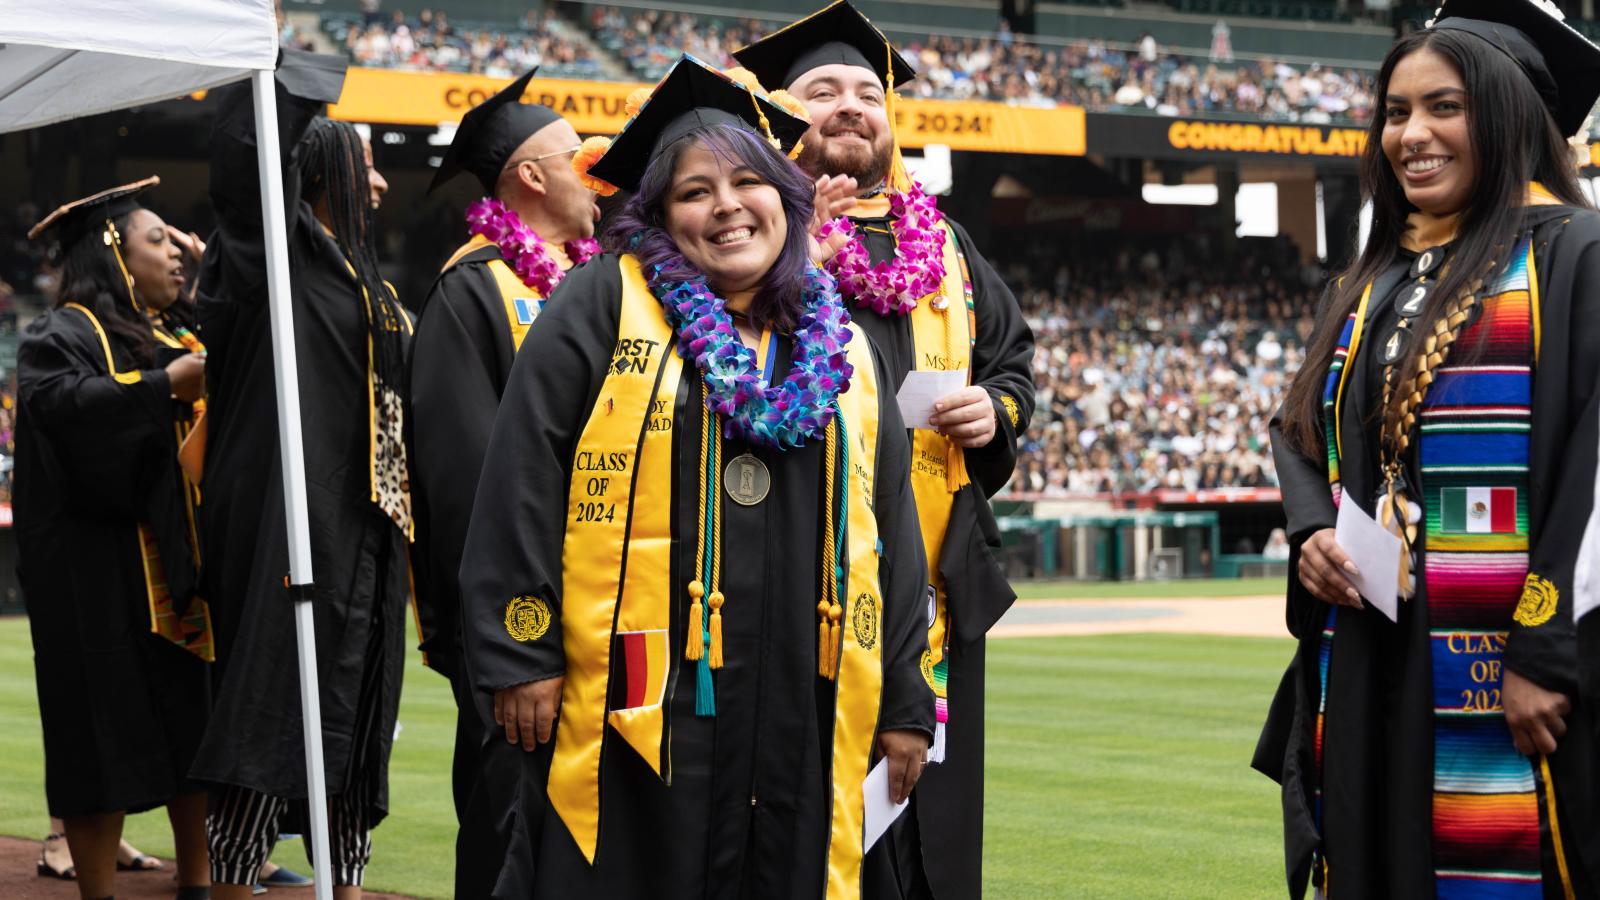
[1312,238,1555,898]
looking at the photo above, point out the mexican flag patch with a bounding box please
[1441,487,1517,534]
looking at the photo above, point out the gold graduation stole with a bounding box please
[547,255,682,862]
[824,315,886,900]
[908,221,974,681]
[62,303,215,662]
[441,234,546,350]
[547,257,887,900]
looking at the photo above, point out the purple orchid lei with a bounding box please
[465,198,600,297]
[649,258,854,449]
[814,182,947,316]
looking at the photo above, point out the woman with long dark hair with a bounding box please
[17,177,211,900]
[192,52,409,900]
[457,56,932,899]
[1256,1,1600,895]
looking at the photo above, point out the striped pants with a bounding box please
[207,784,373,887]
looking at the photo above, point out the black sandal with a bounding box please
[116,851,164,872]
[36,832,75,880]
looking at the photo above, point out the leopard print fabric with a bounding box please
[373,382,412,535]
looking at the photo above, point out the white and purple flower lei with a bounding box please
[650,261,854,449]
[815,182,947,316]
[465,197,600,297]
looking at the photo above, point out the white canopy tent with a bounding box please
[2,4,335,898]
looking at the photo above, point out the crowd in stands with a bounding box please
[319,6,1381,125]
[327,8,606,79]
[995,235,1315,496]
[899,31,1377,124]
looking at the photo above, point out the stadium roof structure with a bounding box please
[1,6,349,897]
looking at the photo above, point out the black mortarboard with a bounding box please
[430,68,564,194]
[586,56,809,195]
[1431,0,1600,137]
[279,48,349,106]
[28,176,160,248]
[732,1,915,91]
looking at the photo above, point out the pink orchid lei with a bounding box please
[815,182,947,316]
[465,197,600,297]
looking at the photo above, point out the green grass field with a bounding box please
[0,611,1294,898]
[1015,576,1282,600]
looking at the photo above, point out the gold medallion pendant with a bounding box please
[723,452,771,506]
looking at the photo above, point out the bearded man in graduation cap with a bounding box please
[735,5,1036,898]
[406,66,601,896]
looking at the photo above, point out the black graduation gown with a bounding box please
[1254,206,1600,899]
[407,241,536,873]
[457,254,934,899]
[410,243,523,684]
[15,307,209,817]
[845,211,1036,900]
[189,75,407,817]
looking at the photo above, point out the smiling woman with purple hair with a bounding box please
[455,56,933,900]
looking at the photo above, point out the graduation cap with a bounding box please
[731,1,915,91]
[278,48,349,106]
[583,56,809,195]
[1430,0,1600,137]
[430,68,564,194]
[27,176,160,247]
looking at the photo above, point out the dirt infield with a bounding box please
[991,595,1288,639]
[0,837,412,900]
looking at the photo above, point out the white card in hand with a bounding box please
[895,369,968,430]
[1334,497,1401,622]
[862,757,911,852]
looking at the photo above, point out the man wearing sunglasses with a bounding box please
[407,67,600,898]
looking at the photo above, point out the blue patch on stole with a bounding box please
[513,297,543,325]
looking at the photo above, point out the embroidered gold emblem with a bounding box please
[505,596,552,642]
[1000,394,1020,428]
[851,592,879,650]
[919,648,936,690]
[1513,574,1558,627]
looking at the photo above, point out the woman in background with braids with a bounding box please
[17,178,211,900]
[1255,2,1600,897]
[192,52,410,900]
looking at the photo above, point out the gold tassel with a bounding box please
[884,44,911,193]
[944,437,970,493]
[708,590,725,669]
[817,600,833,678]
[685,579,705,661]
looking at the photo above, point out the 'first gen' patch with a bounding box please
[505,596,552,642]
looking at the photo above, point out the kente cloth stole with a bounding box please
[543,257,888,900]
[1313,239,1575,897]
[442,235,546,350]
[905,220,974,742]
[63,303,214,662]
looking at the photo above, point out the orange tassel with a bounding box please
[817,600,832,677]
[685,580,705,661]
[944,437,970,493]
[708,591,725,669]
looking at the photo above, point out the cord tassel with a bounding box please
[944,438,970,492]
[685,580,705,662]
[708,591,725,669]
[695,656,716,716]
[817,600,833,678]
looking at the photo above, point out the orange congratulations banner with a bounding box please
[328,67,1085,156]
